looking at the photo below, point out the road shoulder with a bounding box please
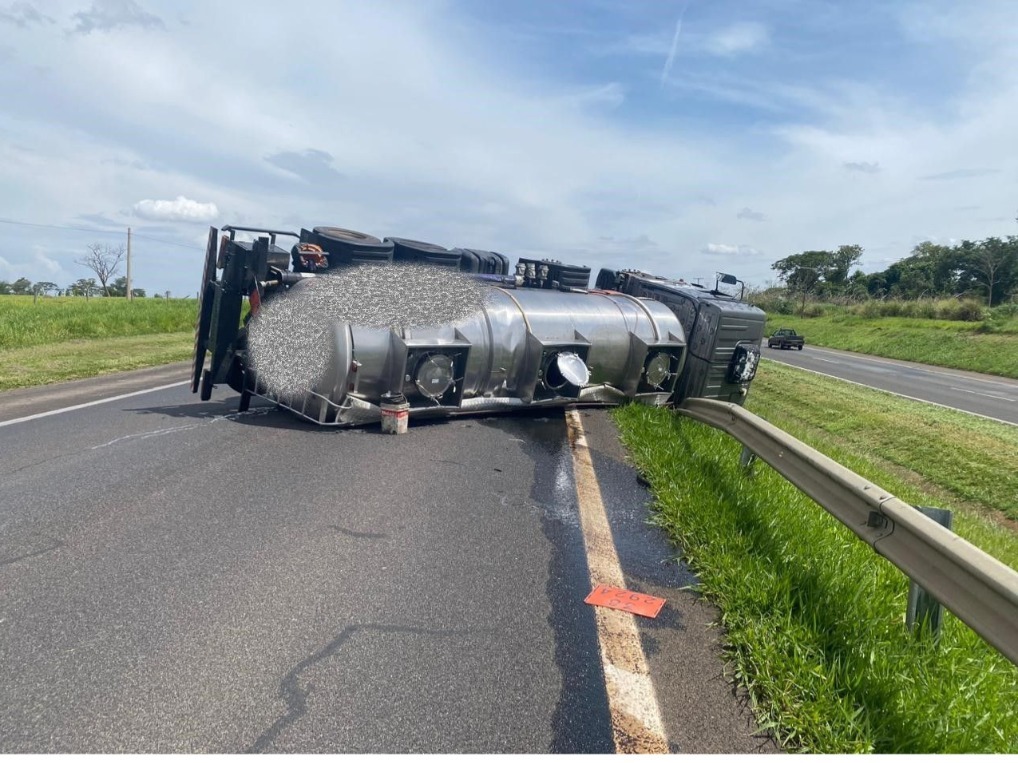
[578,409,780,754]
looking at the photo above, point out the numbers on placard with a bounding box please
[585,583,666,619]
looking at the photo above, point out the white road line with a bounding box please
[949,387,1016,402]
[764,359,1017,428]
[0,381,190,429]
[564,408,669,755]
[806,347,1018,390]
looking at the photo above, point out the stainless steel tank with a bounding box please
[252,285,687,426]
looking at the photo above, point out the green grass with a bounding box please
[750,362,1018,524]
[0,333,195,390]
[0,295,199,389]
[612,363,1018,753]
[764,313,1018,379]
[0,295,198,350]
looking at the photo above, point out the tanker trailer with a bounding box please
[191,225,687,426]
[250,282,687,426]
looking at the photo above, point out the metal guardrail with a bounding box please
[677,397,1018,666]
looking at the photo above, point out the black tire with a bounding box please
[191,227,219,393]
[595,268,619,290]
[797,345,803,350]
[490,252,510,276]
[420,251,462,268]
[314,226,381,245]
[311,226,393,266]
[456,248,482,273]
[386,237,449,262]
[200,369,215,401]
[459,249,505,274]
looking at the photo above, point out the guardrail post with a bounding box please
[738,445,757,471]
[906,506,953,638]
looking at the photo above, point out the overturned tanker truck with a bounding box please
[191,225,765,426]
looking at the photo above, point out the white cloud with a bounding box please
[70,0,165,35]
[844,161,881,174]
[33,248,61,274]
[703,243,761,256]
[133,196,219,223]
[703,22,769,57]
[0,249,70,283]
[565,82,627,110]
[0,1,54,27]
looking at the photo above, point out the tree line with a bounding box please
[0,241,162,298]
[773,235,1018,308]
[0,276,148,298]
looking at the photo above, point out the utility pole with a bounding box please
[126,227,133,300]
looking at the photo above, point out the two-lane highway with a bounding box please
[0,367,773,753]
[761,345,1018,426]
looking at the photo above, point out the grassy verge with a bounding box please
[612,362,1018,753]
[0,295,199,390]
[0,295,198,350]
[751,362,1018,524]
[764,313,1018,379]
[0,333,195,390]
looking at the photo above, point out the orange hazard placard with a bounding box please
[585,584,666,618]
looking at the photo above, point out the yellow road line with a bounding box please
[565,408,669,754]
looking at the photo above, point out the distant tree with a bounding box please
[76,242,124,297]
[107,277,147,298]
[826,244,863,292]
[11,277,32,295]
[962,237,1016,307]
[0,281,11,295]
[70,278,100,299]
[31,281,58,303]
[33,281,58,295]
[772,246,863,314]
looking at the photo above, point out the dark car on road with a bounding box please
[767,327,805,350]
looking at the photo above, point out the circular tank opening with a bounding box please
[414,354,455,399]
[644,352,672,388]
[544,351,590,391]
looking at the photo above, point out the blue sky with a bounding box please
[1,0,1016,296]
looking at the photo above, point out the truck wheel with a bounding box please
[385,237,455,265]
[797,345,803,350]
[238,367,252,412]
[200,369,215,401]
[311,226,394,266]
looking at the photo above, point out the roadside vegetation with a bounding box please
[613,361,1018,753]
[759,305,1018,379]
[0,295,197,390]
[752,232,1018,378]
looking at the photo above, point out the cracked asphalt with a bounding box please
[0,366,775,753]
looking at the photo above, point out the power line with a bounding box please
[130,232,204,251]
[0,216,205,251]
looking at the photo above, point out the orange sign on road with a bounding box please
[585,584,666,619]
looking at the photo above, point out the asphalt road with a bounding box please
[761,345,1018,426]
[0,367,774,754]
